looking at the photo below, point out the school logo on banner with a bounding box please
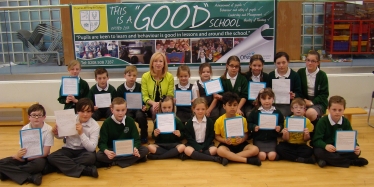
[72,4,108,34]
[124,127,129,133]
[80,11,100,32]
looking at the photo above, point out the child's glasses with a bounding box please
[30,114,44,118]
[228,64,240,69]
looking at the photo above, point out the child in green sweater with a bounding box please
[96,97,148,168]
[312,96,368,168]
[147,96,186,160]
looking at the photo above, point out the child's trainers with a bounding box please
[247,157,261,166]
[351,158,368,166]
[317,159,326,168]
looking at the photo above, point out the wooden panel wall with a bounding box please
[60,1,303,64]
[276,1,303,61]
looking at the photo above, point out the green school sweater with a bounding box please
[57,78,90,109]
[312,115,358,149]
[248,109,284,141]
[152,117,185,144]
[185,117,215,151]
[220,73,248,99]
[267,69,303,99]
[116,82,142,98]
[98,116,141,151]
[87,84,117,106]
[297,68,329,113]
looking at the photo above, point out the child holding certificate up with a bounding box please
[0,104,53,186]
[147,96,186,160]
[215,56,248,117]
[117,65,148,144]
[175,65,194,124]
[248,88,284,161]
[57,60,90,112]
[244,54,270,119]
[183,98,225,164]
[312,96,368,168]
[215,92,261,166]
[276,98,315,164]
[87,68,117,121]
[192,63,219,122]
[96,97,148,168]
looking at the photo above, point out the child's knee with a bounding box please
[267,152,277,161]
[176,144,186,153]
[209,147,218,155]
[258,152,266,161]
[184,146,194,156]
[147,144,157,153]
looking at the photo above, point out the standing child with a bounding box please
[183,97,224,164]
[297,50,329,126]
[117,65,148,144]
[147,96,186,160]
[57,60,90,111]
[192,63,219,122]
[215,92,261,166]
[175,65,195,124]
[0,104,53,186]
[215,56,248,117]
[267,52,302,117]
[48,98,100,178]
[96,97,148,168]
[312,96,368,168]
[87,68,117,121]
[244,54,270,119]
[248,88,284,161]
[276,98,315,164]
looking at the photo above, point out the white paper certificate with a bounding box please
[113,139,134,156]
[248,82,266,100]
[335,131,356,152]
[125,92,142,109]
[20,129,43,158]
[54,109,77,137]
[258,113,278,130]
[156,113,176,133]
[204,79,223,96]
[272,79,290,104]
[175,90,192,106]
[286,117,306,132]
[62,77,78,96]
[94,93,111,108]
[225,117,244,137]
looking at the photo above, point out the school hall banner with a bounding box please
[71,1,275,67]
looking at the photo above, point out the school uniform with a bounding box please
[0,123,53,185]
[276,116,314,162]
[175,83,193,123]
[312,115,367,168]
[267,68,303,117]
[96,116,148,168]
[47,117,100,177]
[244,71,270,120]
[117,82,148,140]
[192,79,220,122]
[248,107,284,152]
[57,77,90,111]
[88,83,117,121]
[219,73,248,116]
[147,117,185,159]
[297,67,329,116]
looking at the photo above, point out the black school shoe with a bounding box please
[247,157,261,166]
[317,159,326,168]
[296,156,316,164]
[351,158,369,167]
[26,173,42,186]
[81,166,99,178]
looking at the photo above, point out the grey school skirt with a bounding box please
[254,140,277,153]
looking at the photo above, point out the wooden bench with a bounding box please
[0,102,38,126]
[326,107,367,123]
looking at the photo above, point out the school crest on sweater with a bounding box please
[124,127,129,133]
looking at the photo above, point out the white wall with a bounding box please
[1,73,374,122]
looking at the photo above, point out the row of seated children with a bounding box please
[0,91,368,185]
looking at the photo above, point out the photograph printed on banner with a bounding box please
[118,40,155,64]
[191,38,233,63]
[75,41,119,59]
[156,39,191,63]
[234,38,245,47]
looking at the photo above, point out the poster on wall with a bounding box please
[71,1,275,67]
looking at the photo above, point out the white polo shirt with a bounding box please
[192,116,207,143]
[306,68,319,97]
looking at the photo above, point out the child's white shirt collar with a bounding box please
[111,115,127,125]
[124,81,136,91]
[96,83,109,91]
[258,106,276,113]
[275,68,291,78]
[328,114,343,126]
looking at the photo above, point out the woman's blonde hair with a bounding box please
[149,52,168,78]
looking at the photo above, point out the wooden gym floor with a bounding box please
[1,116,374,187]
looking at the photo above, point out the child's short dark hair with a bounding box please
[328,95,346,109]
[94,67,108,78]
[76,98,94,112]
[291,98,306,108]
[254,88,275,110]
[111,97,127,107]
[28,104,46,116]
[222,92,240,105]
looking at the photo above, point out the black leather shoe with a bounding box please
[81,166,98,178]
[27,173,42,186]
